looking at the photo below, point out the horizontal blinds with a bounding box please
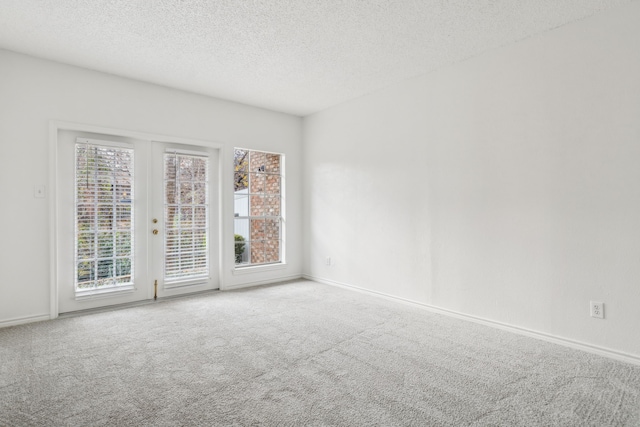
[164,152,209,281]
[75,142,134,290]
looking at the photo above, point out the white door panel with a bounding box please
[150,142,219,298]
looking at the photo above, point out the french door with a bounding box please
[56,130,219,313]
[149,142,219,299]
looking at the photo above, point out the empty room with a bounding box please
[1,1,639,425]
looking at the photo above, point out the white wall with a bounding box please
[303,2,640,359]
[0,49,302,324]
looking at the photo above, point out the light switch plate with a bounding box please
[34,185,46,198]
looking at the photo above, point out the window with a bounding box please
[164,151,209,282]
[234,149,283,266]
[75,140,133,292]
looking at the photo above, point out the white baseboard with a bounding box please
[0,313,51,329]
[224,274,304,291]
[303,274,640,367]
[1,276,303,327]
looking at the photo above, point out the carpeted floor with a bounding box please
[1,279,639,426]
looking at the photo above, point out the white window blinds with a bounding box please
[75,140,134,291]
[164,151,209,282]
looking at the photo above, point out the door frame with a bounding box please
[49,120,225,319]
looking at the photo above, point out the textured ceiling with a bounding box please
[0,0,634,116]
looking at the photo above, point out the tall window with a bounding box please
[234,149,283,266]
[164,152,209,282]
[75,141,133,291]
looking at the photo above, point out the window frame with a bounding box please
[163,149,211,286]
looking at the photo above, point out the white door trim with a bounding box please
[48,120,226,319]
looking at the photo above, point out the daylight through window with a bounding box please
[75,142,134,291]
[164,152,209,281]
[234,149,283,266]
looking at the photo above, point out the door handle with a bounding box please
[152,229,159,235]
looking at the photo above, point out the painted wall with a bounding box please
[303,3,640,358]
[0,49,303,324]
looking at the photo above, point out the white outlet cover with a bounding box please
[590,301,604,319]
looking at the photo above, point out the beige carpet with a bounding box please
[1,279,639,426]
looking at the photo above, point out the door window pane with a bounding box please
[75,143,134,291]
[164,153,209,281]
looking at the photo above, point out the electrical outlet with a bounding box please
[326,257,331,266]
[590,301,604,319]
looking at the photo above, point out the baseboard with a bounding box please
[224,274,304,291]
[1,277,303,327]
[303,274,640,367]
[0,313,51,328]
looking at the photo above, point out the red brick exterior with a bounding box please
[236,150,282,265]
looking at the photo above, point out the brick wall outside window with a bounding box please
[234,149,283,266]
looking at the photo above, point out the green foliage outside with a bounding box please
[235,234,246,264]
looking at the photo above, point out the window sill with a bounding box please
[232,263,287,275]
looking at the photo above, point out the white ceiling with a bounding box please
[0,0,633,116]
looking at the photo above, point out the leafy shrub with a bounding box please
[234,234,246,263]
